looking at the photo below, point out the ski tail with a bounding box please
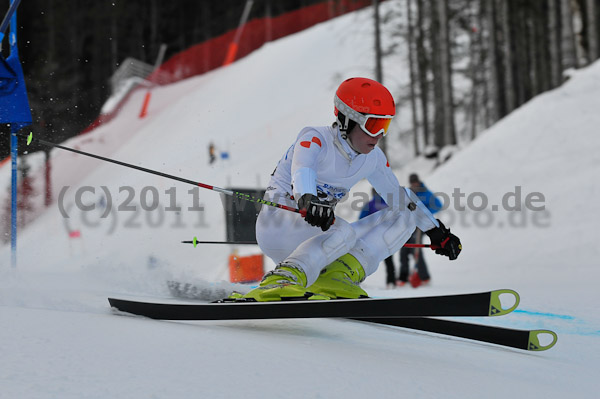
[352,317,558,351]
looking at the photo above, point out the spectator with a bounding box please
[208,142,216,164]
[399,173,443,288]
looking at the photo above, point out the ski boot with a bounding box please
[306,254,369,299]
[231,262,328,302]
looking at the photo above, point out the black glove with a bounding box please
[425,219,462,260]
[297,194,335,231]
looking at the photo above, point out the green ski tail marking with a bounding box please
[528,330,558,351]
[193,236,198,248]
[489,289,520,316]
[27,132,33,145]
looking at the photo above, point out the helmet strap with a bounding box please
[337,111,350,132]
[335,110,361,153]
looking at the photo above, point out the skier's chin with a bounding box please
[362,145,376,154]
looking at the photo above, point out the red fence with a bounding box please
[149,0,372,84]
[82,0,372,133]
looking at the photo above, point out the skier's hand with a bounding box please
[425,220,462,260]
[297,194,335,231]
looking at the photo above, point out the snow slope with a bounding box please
[1,3,599,398]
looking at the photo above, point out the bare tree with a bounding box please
[486,0,499,122]
[499,0,514,114]
[467,0,480,140]
[584,0,598,61]
[477,0,492,128]
[406,0,420,156]
[429,0,444,148]
[437,0,456,145]
[548,0,563,87]
[429,0,457,148]
[561,0,579,69]
[416,0,431,147]
[373,0,386,155]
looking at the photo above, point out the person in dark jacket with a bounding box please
[399,173,443,287]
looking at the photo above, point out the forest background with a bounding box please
[1,0,599,160]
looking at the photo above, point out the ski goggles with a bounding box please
[334,95,394,137]
[360,114,394,137]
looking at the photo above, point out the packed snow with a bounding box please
[1,3,599,398]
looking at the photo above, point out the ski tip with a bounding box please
[527,330,558,351]
[489,289,520,316]
[108,297,120,308]
[27,132,33,145]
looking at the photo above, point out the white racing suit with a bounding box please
[256,124,439,286]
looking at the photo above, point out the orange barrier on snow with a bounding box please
[228,253,264,283]
[222,42,239,67]
[139,91,152,118]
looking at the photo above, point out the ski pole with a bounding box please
[404,243,436,249]
[182,237,437,249]
[182,238,258,247]
[17,132,301,215]
[0,0,22,36]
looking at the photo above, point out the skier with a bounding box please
[237,77,461,301]
[398,173,443,288]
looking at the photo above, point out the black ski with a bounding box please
[350,317,558,351]
[108,289,519,320]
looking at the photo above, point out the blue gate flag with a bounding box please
[0,0,31,127]
[2,0,31,268]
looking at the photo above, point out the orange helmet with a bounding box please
[334,77,395,137]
